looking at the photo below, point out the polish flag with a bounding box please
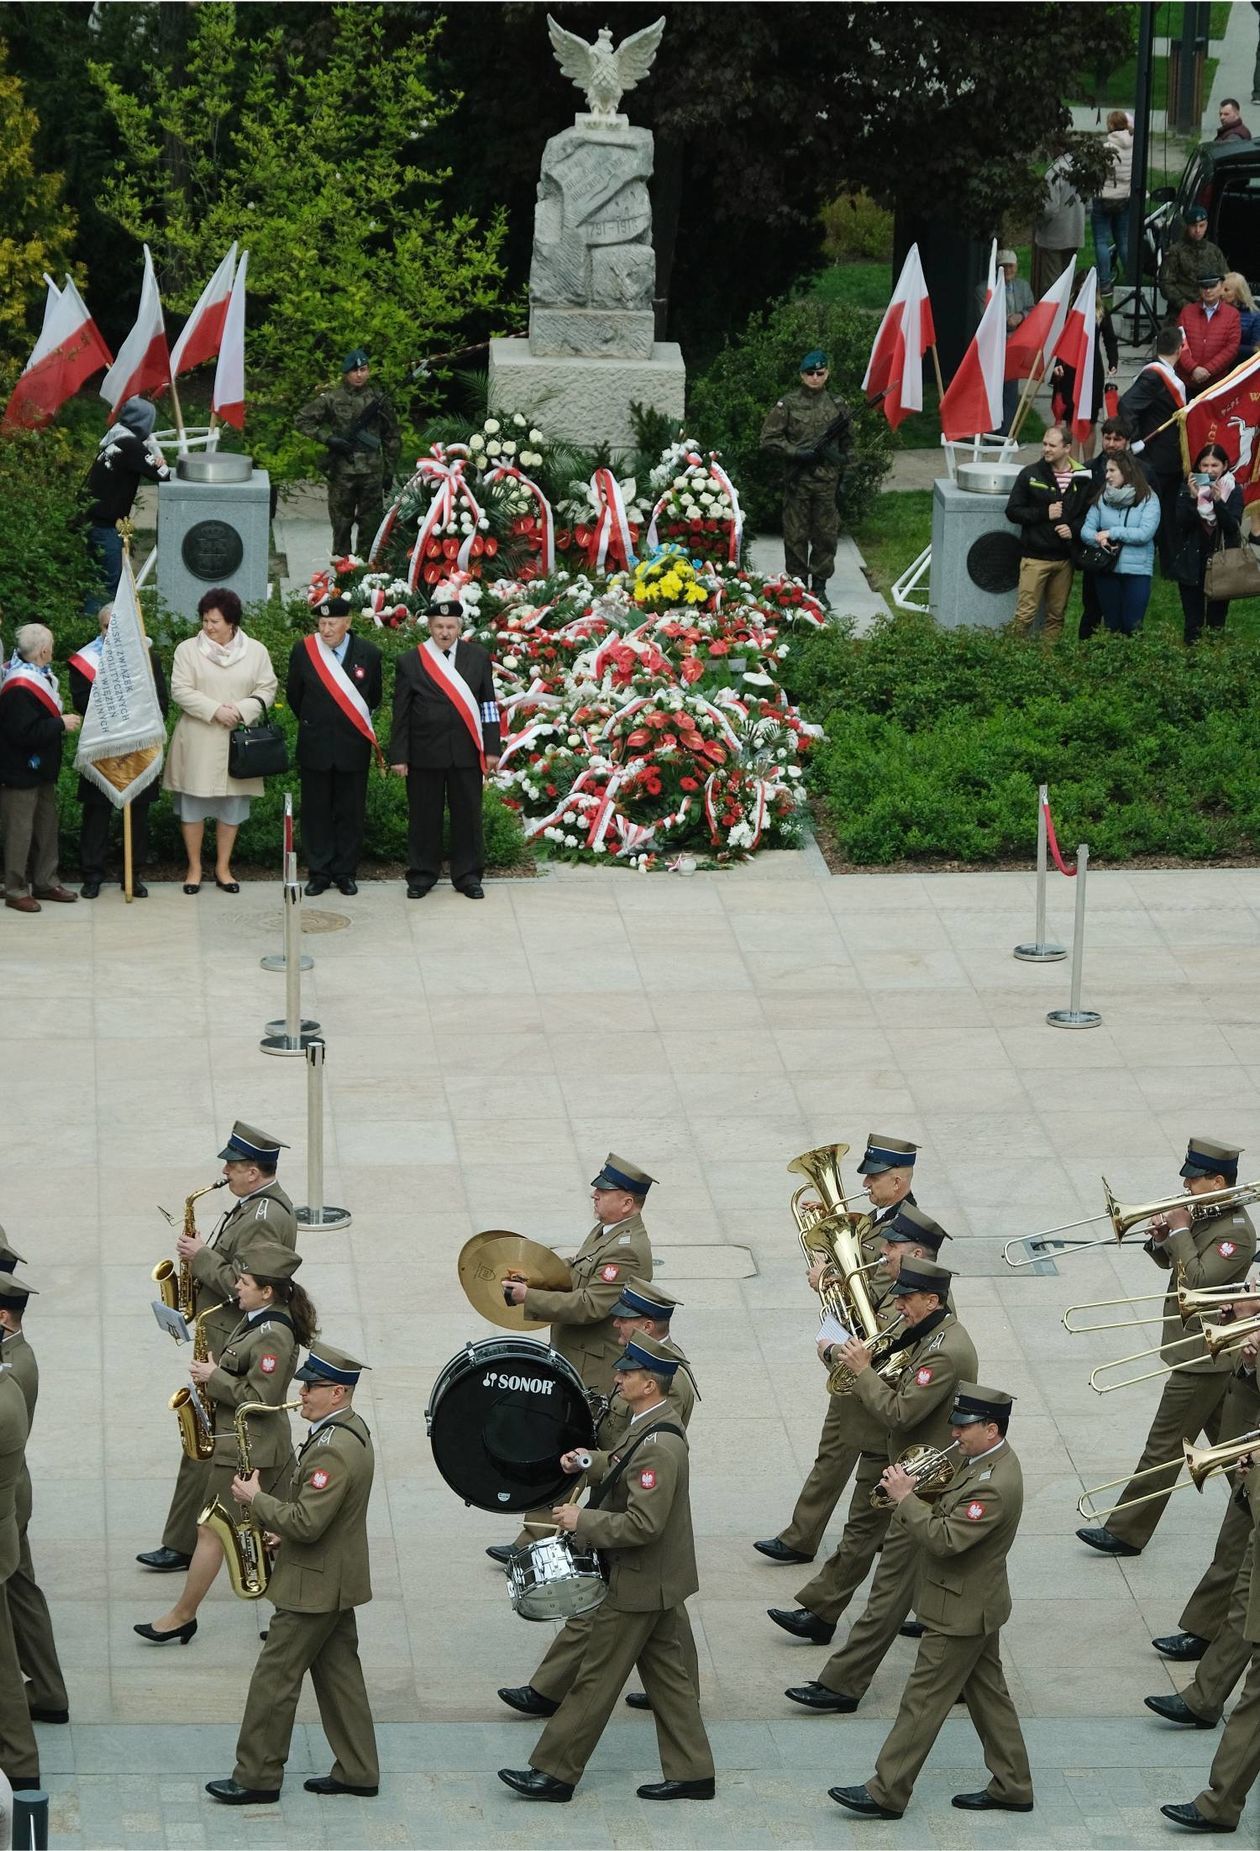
[3,275,113,430]
[863,244,935,429]
[211,249,247,429]
[939,249,1006,440]
[1005,258,1076,382]
[1053,268,1099,445]
[99,245,170,413]
[170,243,237,377]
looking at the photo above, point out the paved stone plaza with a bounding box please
[8,850,1260,1848]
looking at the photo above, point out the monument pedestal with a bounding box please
[489,337,685,454]
[929,477,1021,629]
[157,470,271,620]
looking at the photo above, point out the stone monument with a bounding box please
[488,15,685,454]
[157,452,270,620]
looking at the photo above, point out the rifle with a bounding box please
[790,409,852,470]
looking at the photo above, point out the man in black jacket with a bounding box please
[389,584,501,900]
[285,597,383,897]
[1004,424,1094,640]
[84,398,169,605]
[1119,327,1187,570]
[0,624,81,914]
[69,603,169,898]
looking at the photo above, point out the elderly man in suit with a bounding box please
[285,596,383,897]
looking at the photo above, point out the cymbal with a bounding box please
[458,1229,572,1332]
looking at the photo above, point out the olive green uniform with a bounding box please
[1179,1365,1260,1643]
[1159,234,1230,317]
[866,1440,1032,1815]
[1106,1206,1255,1550]
[1,1331,65,1715]
[522,1213,654,1398]
[1186,1470,1260,1826]
[232,1408,377,1794]
[817,1310,979,1699]
[201,1310,299,1510]
[759,385,851,589]
[295,381,402,557]
[0,1371,37,1782]
[161,1182,298,1556]
[529,1402,713,1790]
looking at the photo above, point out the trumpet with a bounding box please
[1077,1429,1260,1524]
[1062,1276,1258,1335]
[1088,1309,1260,1395]
[1003,1177,1259,1269]
[870,1440,961,1510]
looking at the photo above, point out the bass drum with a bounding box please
[426,1337,596,1513]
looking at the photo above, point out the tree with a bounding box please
[88,2,507,477]
[0,44,75,377]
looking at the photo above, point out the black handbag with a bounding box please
[228,709,289,780]
[1078,542,1118,574]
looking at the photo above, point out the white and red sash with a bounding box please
[417,639,484,770]
[68,633,104,683]
[1142,359,1187,407]
[0,659,62,717]
[303,634,383,767]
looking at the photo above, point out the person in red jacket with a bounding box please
[1177,276,1242,388]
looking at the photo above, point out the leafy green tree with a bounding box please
[0,43,75,376]
[89,2,507,478]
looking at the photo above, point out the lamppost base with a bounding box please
[296,1206,352,1232]
[1046,1008,1102,1030]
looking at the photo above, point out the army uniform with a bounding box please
[1,1285,67,1721]
[0,1369,37,1784]
[1173,1363,1260,1649]
[859,1387,1032,1818]
[759,354,851,596]
[229,1345,377,1797]
[1159,227,1230,317]
[1091,1138,1255,1553]
[1175,1467,1260,1828]
[200,1283,300,1513]
[295,352,401,558]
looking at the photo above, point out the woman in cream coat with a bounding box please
[163,588,277,893]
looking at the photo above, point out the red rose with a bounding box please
[680,776,699,792]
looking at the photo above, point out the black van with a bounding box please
[1157,138,1260,286]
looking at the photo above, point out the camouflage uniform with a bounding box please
[295,379,401,556]
[759,385,851,593]
[1159,232,1229,317]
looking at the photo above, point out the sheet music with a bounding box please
[817,1311,852,1346]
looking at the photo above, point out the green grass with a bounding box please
[1154,2,1232,42]
[1069,52,1218,111]
[812,262,892,314]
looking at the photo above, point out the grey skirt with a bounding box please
[171,792,251,825]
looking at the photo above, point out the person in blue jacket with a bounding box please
[1079,450,1161,636]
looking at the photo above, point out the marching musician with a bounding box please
[767,1206,951,1646]
[206,1342,378,1805]
[134,1243,315,1645]
[783,1256,979,1714]
[0,1269,68,1726]
[498,1333,715,1805]
[498,1279,697,1719]
[756,1133,920,1568]
[285,594,383,898]
[0,1360,37,1789]
[1078,1136,1254,1560]
[137,1122,298,1575]
[828,1385,1033,1821]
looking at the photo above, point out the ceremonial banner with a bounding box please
[75,562,165,806]
[1183,351,1260,511]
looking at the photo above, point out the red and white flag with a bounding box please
[1006,258,1076,382]
[863,243,935,429]
[210,249,247,429]
[170,243,237,377]
[3,275,113,430]
[1053,267,1099,445]
[939,247,1006,440]
[100,245,170,414]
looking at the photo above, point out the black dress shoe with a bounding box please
[304,875,331,897]
[205,1779,280,1805]
[497,1685,559,1717]
[828,1785,901,1819]
[952,1790,1034,1811]
[637,1778,715,1800]
[407,882,434,898]
[900,1620,926,1638]
[303,1775,379,1796]
[754,1538,814,1564]
[497,1767,573,1801]
[1161,1801,1233,1832]
[80,879,101,899]
[1144,1692,1217,1728]
[1153,1632,1209,1662]
[624,1691,651,1710]
[336,877,358,896]
[460,882,485,899]
[132,880,149,898]
[134,1619,197,1645]
[1076,1525,1142,1557]
[486,1544,515,1565]
[785,1681,858,1712]
[768,1606,835,1644]
[135,1548,192,1572]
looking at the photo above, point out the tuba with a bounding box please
[788,1145,884,1350]
[154,1178,229,1327]
[170,1302,228,1461]
[870,1440,961,1510]
[200,1399,301,1599]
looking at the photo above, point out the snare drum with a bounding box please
[507,1534,608,1622]
[426,1336,596,1513]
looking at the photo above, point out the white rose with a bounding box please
[484,418,501,434]
[567,732,581,746]
[565,833,579,848]
[787,765,802,779]
[503,653,520,669]
[529,428,544,443]
[592,841,606,854]
[478,516,490,529]
[486,439,502,456]
[469,433,485,450]
[513,412,526,427]
[501,440,516,456]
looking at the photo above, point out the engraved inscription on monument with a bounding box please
[181,519,245,582]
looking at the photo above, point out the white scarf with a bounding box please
[196,627,249,669]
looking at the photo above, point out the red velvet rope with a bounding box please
[1043,797,1076,876]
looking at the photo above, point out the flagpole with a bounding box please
[1007,349,1048,445]
[167,373,188,455]
[928,344,945,400]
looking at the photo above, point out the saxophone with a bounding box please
[200,1399,301,1600]
[153,1178,229,1326]
[170,1302,229,1461]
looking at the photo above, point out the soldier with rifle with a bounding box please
[296,348,402,559]
[759,348,852,609]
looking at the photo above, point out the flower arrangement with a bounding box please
[645,437,744,564]
[626,548,710,609]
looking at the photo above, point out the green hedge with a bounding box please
[784,615,1260,865]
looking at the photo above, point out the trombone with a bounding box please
[1063,1279,1260,1335]
[1088,1309,1260,1395]
[1003,1178,1259,1269]
[1077,1429,1260,1525]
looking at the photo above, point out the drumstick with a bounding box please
[525,1478,585,1532]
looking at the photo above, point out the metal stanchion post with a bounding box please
[1047,843,1102,1030]
[1014,784,1066,961]
[262,793,313,973]
[296,1039,351,1231]
[261,875,321,1055]
[12,1790,49,1850]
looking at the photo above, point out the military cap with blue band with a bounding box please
[890,1256,953,1299]
[295,1340,369,1388]
[218,1120,290,1166]
[857,1132,919,1176]
[1181,1136,1242,1184]
[591,1151,657,1195]
[612,1279,680,1320]
[614,1333,682,1378]
[951,1381,1014,1425]
[881,1204,949,1251]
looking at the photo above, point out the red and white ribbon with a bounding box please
[302,633,383,767]
[406,448,487,590]
[484,464,555,574]
[417,638,485,769]
[584,469,636,573]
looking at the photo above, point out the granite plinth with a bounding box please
[156,470,271,622]
[929,475,1021,629]
[529,306,656,359]
[489,337,684,454]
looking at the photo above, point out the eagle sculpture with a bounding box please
[546,15,666,120]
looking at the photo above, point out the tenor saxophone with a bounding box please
[200,1399,301,1600]
[169,1302,229,1462]
[153,1178,229,1325]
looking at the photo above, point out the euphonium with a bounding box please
[200,1399,301,1599]
[825,1310,911,1395]
[154,1178,229,1326]
[170,1301,229,1462]
[870,1440,961,1510]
